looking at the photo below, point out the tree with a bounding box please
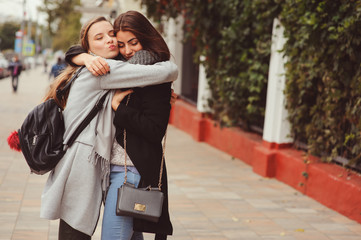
[52,12,82,51]
[0,22,21,51]
[39,0,81,51]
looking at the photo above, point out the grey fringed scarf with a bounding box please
[89,50,159,193]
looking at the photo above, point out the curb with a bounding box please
[169,99,361,224]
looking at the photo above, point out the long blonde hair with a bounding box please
[43,16,110,109]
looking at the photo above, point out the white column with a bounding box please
[119,0,142,11]
[262,18,292,144]
[197,56,211,112]
[164,16,184,95]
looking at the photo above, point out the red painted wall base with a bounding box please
[169,99,361,224]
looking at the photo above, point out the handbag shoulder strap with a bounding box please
[64,91,109,149]
[158,128,167,190]
[123,94,167,191]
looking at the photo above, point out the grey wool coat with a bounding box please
[40,58,178,235]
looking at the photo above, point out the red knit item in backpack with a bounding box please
[7,131,21,152]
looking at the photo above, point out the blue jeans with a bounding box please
[101,171,144,240]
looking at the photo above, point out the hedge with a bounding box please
[140,0,361,165]
[280,0,361,164]
[141,0,281,129]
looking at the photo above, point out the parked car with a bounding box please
[0,55,9,78]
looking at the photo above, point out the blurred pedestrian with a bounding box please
[43,58,48,73]
[8,55,23,93]
[49,57,66,80]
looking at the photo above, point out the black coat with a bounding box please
[113,82,173,238]
[8,60,22,76]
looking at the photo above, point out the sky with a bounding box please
[0,0,46,25]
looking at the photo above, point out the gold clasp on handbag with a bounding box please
[134,203,146,212]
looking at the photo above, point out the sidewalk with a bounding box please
[1,66,361,240]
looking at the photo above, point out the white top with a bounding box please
[110,140,134,166]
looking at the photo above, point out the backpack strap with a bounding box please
[55,66,85,100]
[52,65,108,150]
[64,91,109,149]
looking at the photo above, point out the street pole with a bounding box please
[19,0,26,61]
[35,16,39,66]
[27,14,31,39]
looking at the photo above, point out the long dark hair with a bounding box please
[113,11,170,61]
[44,16,109,109]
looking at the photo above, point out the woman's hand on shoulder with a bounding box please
[112,89,133,111]
[84,55,110,76]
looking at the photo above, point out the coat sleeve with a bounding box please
[99,59,178,89]
[113,83,172,143]
[64,47,178,90]
[64,45,87,67]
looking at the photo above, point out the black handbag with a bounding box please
[116,95,166,223]
[116,183,165,222]
[17,66,108,175]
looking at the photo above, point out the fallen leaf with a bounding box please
[295,228,305,232]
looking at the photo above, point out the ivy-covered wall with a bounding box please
[141,0,281,129]
[281,0,361,163]
[140,0,361,165]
